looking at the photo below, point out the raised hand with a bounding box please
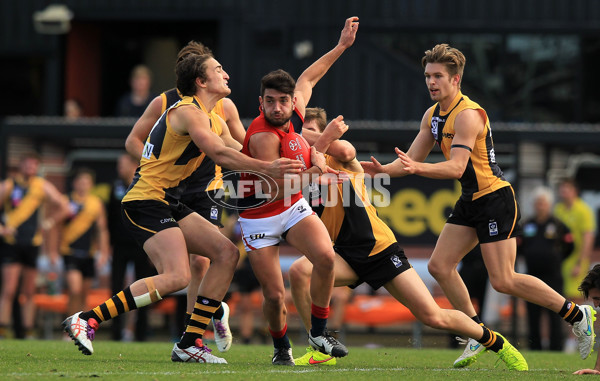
[338,17,359,49]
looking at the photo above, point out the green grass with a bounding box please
[0,339,595,380]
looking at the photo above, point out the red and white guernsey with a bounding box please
[238,108,304,218]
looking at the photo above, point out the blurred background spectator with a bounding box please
[115,65,155,118]
[518,186,573,351]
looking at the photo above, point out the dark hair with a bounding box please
[72,167,96,182]
[260,69,295,98]
[559,178,580,193]
[176,41,213,64]
[579,264,600,298]
[175,54,214,97]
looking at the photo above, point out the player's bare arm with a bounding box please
[294,16,359,116]
[222,97,246,144]
[217,114,243,151]
[174,105,302,178]
[302,124,355,162]
[361,107,435,177]
[313,116,361,173]
[397,108,483,179]
[125,95,163,160]
[41,180,71,229]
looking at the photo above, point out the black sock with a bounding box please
[178,296,220,348]
[213,304,224,320]
[479,326,504,352]
[471,315,483,325]
[559,300,583,324]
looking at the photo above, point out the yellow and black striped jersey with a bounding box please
[160,88,224,193]
[427,91,510,201]
[60,193,103,256]
[312,156,397,259]
[2,176,45,246]
[123,95,220,203]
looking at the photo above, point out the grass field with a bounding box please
[0,339,595,380]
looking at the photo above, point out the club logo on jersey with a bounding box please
[391,255,403,268]
[489,148,496,163]
[210,206,218,220]
[431,117,440,140]
[488,220,498,236]
[142,142,154,160]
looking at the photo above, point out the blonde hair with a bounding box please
[130,64,152,81]
[422,44,466,87]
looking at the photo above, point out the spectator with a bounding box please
[554,179,596,300]
[64,98,84,120]
[518,186,573,351]
[53,168,110,319]
[0,153,70,339]
[107,153,156,341]
[115,65,155,117]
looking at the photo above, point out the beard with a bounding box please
[264,110,293,127]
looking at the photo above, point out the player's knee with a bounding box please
[288,261,310,285]
[489,277,513,294]
[212,242,240,268]
[190,255,210,273]
[263,287,286,307]
[310,250,334,273]
[166,268,191,290]
[421,313,447,330]
[427,260,444,279]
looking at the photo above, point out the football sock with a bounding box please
[183,312,191,328]
[213,303,224,320]
[269,324,291,349]
[310,303,329,337]
[80,286,137,322]
[471,315,483,325]
[479,326,504,352]
[559,300,583,324]
[178,296,220,348]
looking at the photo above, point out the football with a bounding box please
[279,132,312,171]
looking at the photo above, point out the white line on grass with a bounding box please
[2,367,561,377]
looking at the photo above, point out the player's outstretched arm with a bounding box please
[361,109,435,177]
[177,105,303,178]
[222,98,246,144]
[125,95,163,160]
[294,16,359,115]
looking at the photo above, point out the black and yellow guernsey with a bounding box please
[427,91,510,201]
[123,95,221,204]
[60,193,103,256]
[312,156,397,259]
[2,176,45,246]
[159,88,224,196]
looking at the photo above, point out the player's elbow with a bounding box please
[124,135,139,157]
[449,164,465,179]
[338,144,356,163]
[210,146,232,167]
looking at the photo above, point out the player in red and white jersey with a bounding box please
[238,17,359,365]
